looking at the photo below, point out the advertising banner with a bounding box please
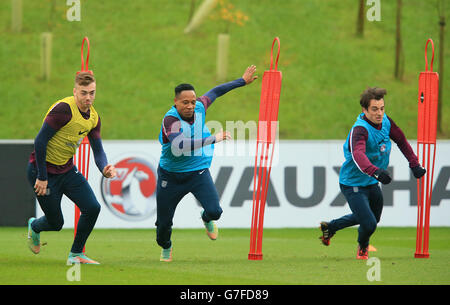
[36,140,450,228]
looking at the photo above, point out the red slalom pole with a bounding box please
[249,38,282,260]
[415,39,439,259]
[73,137,91,253]
[77,37,93,75]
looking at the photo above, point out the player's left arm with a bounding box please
[200,65,258,110]
[88,117,116,178]
[388,115,426,178]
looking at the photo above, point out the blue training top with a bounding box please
[339,113,392,187]
[158,102,214,172]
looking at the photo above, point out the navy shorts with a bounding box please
[27,162,101,253]
[155,166,222,249]
[329,183,383,248]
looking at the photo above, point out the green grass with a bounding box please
[1,227,450,285]
[0,0,449,140]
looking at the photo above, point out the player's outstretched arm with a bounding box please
[214,130,232,143]
[242,65,258,85]
[202,65,258,107]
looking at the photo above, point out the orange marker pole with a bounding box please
[415,39,439,259]
[249,38,282,260]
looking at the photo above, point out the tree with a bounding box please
[187,0,196,24]
[356,0,365,37]
[437,0,446,135]
[394,0,404,80]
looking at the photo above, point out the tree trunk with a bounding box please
[41,32,53,81]
[11,0,22,32]
[437,0,445,135]
[394,0,404,80]
[184,0,218,34]
[217,33,229,82]
[187,0,196,24]
[356,0,365,37]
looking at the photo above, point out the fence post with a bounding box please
[41,32,53,80]
[11,0,23,32]
[216,33,229,82]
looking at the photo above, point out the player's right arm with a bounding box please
[199,65,258,111]
[34,123,56,195]
[33,103,71,195]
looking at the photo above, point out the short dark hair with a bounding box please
[360,87,387,109]
[75,72,96,86]
[175,83,195,97]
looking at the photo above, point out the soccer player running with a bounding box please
[27,72,116,264]
[157,65,258,262]
[319,87,426,259]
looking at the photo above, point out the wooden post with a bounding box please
[394,0,404,80]
[41,32,53,80]
[356,0,364,37]
[11,0,22,33]
[216,33,229,83]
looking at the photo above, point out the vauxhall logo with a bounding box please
[209,166,450,207]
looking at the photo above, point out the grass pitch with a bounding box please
[1,227,450,285]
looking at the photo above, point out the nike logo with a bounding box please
[78,130,88,135]
[199,170,205,175]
